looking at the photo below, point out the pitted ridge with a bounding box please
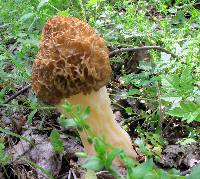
[32,16,111,104]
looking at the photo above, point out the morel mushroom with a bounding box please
[32,16,139,165]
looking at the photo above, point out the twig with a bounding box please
[3,84,32,104]
[109,46,177,58]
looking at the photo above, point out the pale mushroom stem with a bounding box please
[57,86,138,166]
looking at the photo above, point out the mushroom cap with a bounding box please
[32,16,111,104]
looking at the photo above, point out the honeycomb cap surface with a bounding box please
[32,16,111,104]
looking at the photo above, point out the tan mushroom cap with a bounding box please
[32,16,111,104]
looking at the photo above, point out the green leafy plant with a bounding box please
[161,67,200,122]
[59,102,198,179]
[0,142,10,166]
[188,165,200,179]
[59,102,124,177]
[0,0,199,178]
[166,101,200,122]
[50,129,64,154]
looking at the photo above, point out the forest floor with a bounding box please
[0,1,199,179]
[1,57,199,178]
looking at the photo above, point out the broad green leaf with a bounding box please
[87,136,93,144]
[93,138,106,155]
[76,105,82,115]
[176,138,196,145]
[183,111,200,123]
[27,109,37,124]
[83,156,104,171]
[86,0,98,7]
[161,96,182,103]
[50,130,64,154]
[187,165,200,179]
[0,89,5,101]
[143,173,156,179]
[59,117,77,127]
[180,102,198,112]
[63,102,72,112]
[167,102,200,123]
[106,148,123,167]
[196,114,200,122]
[161,67,194,99]
[75,152,87,158]
[82,106,91,120]
[84,170,97,179]
[86,0,105,7]
[125,107,133,115]
[167,107,185,118]
[131,159,154,179]
[156,169,168,179]
[57,10,70,17]
[0,54,6,60]
[127,89,140,95]
[135,138,152,157]
[20,13,33,21]
[37,0,49,10]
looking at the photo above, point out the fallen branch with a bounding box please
[109,46,177,58]
[3,84,32,104]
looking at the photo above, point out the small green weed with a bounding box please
[0,0,199,178]
[57,102,199,179]
[0,142,10,166]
